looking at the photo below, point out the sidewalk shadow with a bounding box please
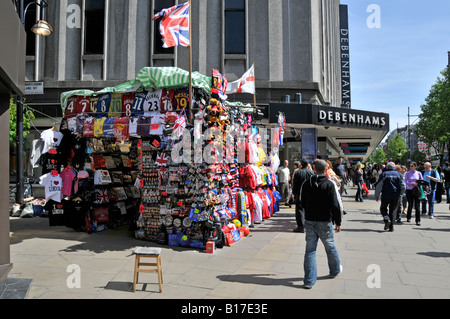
[216,273,330,288]
[417,252,450,258]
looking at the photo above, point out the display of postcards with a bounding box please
[93,154,106,169]
[129,186,141,198]
[122,174,132,184]
[116,201,127,215]
[104,156,116,169]
[118,142,131,154]
[121,155,136,168]
[112,187,128,201]
[111,171,123,184]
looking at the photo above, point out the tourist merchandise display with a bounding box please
[33,67,285,250]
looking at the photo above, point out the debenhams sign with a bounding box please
[316,106,388,130]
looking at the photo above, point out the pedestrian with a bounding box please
[371,164,381,185]
[405,161,423,226]
[289,161,301,208]
[325,160,345,218]
[364,163,372,189]
[333,157,347,196]
[442,162,450,204]
[421,162,441,219]
[375,162,405,231]
[291,160,314,233]
[300,159,342,289]
[277,160,290,205]
[401,165,408,215]
[353,162,364,202]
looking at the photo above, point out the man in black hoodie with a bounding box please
[300,159,342,289]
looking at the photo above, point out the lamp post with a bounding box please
[15,0,53,204]
[407,107,419,164]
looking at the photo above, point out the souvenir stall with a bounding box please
[35,67,285,250]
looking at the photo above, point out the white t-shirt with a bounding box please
[149,111,165,135]
[143,90,162,115]
[129,117,139,137]
[40,129,64,154]
[277,166,290,184]
[39,173,62,202]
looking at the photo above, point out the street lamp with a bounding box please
[407,107,419,163]
[15,0,53,204]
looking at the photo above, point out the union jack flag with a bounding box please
[153,2,190,48]
[156,152,169,167]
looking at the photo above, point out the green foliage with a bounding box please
[372,147,386,164]
[416,66,450,166]
[387,134,407,163]
[9,98,35,144]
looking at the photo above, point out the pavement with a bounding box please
[3,186,450,302]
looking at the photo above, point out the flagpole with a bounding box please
[188,0,193,124]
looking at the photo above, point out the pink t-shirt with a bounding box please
[60,167,77,196]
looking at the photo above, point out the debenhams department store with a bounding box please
[268,103,389,165]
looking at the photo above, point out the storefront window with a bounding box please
[84,0,105,55]
[225,0,246,54]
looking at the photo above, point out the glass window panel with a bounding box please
[225,11,245,54]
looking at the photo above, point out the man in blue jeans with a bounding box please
[300,159,342,289]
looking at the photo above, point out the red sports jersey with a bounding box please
[75,96,91,114]
[160,89,175,113]
[64,96,78,118]
[122,92,135,117]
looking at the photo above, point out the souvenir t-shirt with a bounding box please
[60,167,77,197]
[94,169,112,185]
[132,92,146,116]
[144,90,162,115]
[94,93,111,117]
[128,116,139,137]
[122,92,135,117]
[67,117,77,133]
[64,96,78,118]
[83,117,95,137]
[94,117,106,137]
[113,117,129,141]
[174,88,189,111]
[109,93,123,117]
[137,116,151,137]
[75,96,91,114]
[41,129,64,154]
[102,117,115,137]
[39,173,63,202]
[160,89,175,113]
[45,200,66,226]
[40,152,60,174]
[149,111,165,135]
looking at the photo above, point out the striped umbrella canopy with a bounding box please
[60,67,212,111]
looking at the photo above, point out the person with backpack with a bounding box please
[421,162,441,219]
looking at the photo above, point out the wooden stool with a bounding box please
[132,247,163,293]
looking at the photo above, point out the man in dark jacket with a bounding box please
[300,159,342,289]
[292,160,314,233]
[375,162,406,231]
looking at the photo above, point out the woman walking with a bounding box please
[354,162,364,202]
[405,162,423,226]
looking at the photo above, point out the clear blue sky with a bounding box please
[340,0,450,134]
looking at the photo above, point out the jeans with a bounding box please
[295,201,305,229]
[421,190,436,216]
[380,197,400,229]
[406,189,421,223]
[355,181,363,201]
[304,220,340,287]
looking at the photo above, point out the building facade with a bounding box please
[17,0,388,175]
